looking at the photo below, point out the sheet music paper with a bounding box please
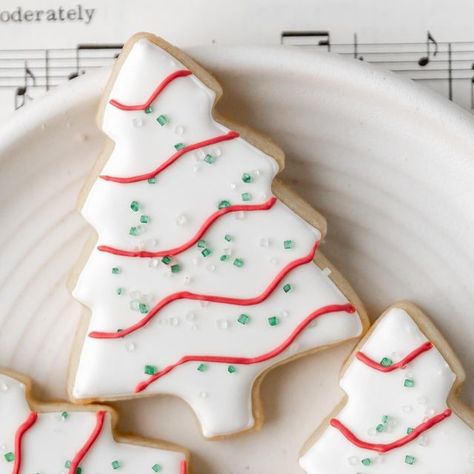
[2,0,474,123]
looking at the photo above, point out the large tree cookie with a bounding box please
[69,32,368,438]
[0,369,188,473]
[300,302,474,473]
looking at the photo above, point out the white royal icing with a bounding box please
[0,374,186,473]
[299,307,474,473]
[72,37,363,438]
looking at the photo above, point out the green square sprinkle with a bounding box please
[228,365,237,373]
[171,264,181,273]
[201,248,212,257]
[233,258,244,268]
[224,234,232,242]
[204,154,216,164]
[218,200,231,209]
[65,460,72,468]
[174,142,185,151]
[241,172,253,183]
[283,239,294,249]
[112,460,122,469]
[376,423,385,432]
[76,468,82,474]
[197,363,208,372]
[148,177,157,184]
[145,106,153,114]
[140,215,150,224]
[116,287,124,296]
[197,239,207,248]
[156,114,169,126]
[4,452,14,462]
[139,303,149,314]
[162,256,171,265]
[404,378,415,388]
[130,200,140,212]
[152,464,162,472]
[238,314,250,325]
[405,455,416,465]
[241,192,252,202]
[361,458,372,466]
[268,316,280,326]
[129,226,140,236]
[407,427,414,434]
[380,357,393,367]
[61,411,69,420]
[220,255,229,262]
[283,283,292,293]
[381,415,389,424]
[112,267,121,274]
[144,365,157,375]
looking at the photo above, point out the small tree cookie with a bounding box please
[70,33,368,438]
[0,370,187,473]
[300,303,474,473]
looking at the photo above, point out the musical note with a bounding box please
[353,33,364,61]
[68,43,123,80]
[14,62,35,109]
[281,30,330,50]
[418,31,438,66]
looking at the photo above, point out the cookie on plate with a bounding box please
[0,369,188,473]
[69,32,368,438]
[300,302,474,473]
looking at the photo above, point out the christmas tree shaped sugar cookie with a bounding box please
[0,369,188,473]
[300,303,474,473]
[70,33,368,438]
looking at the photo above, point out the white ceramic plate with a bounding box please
[0,46,473,473]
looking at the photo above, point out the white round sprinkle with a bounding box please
[213,147,221,157]
[252,169,261,176]
[270,257,279,265]
[417,396,428,405]
[183,274,193,285]
[170,317,180,327]
[230,182,237,190]
[193,165,201,172]
[418,435,429,446]
[174,125,184,136]
[192,257,200,266]
[199,391,209,399]
[347,456,358,466]
[259,237,270,248]
[130,290,141,299]
[176,214,188,226]
[132,117,144,128]
[125,342,136,352]
[223,247,232,256]
[217,319,230,329]
[280,310,289,318]
[0,380,8,392]
[402,405,413,413]
[206,264,216,272]
[235,211,245,220]
[149,258,160,268]
[186,312,196,321]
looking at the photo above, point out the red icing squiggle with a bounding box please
[330,409,452,453]
[98,197,277,258]
[180,459,188,474]
[109,69,192,111]
[100,131,239,184]
[135,302,356,393]
[89,240,320,339]
[356,341,433,372]
[69,411,106,474]
[13,411,38,474]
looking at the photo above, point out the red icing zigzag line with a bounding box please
[135,302,356,393]
[69,411,106,474]
[330,409,452,453]
[181,459,188,474]
[13,411,38,474]
[89,240,320,339]
[98,197,277,258]
[109,69,192,111]
[99,131,239,184]
[356,341,433,372]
